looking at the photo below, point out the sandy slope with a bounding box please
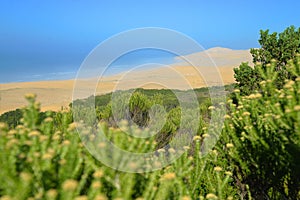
[0,47,252,114]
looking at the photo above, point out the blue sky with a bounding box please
[1,0,300,83]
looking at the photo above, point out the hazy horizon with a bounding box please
[0,46,248,83]
[1,1,300,83]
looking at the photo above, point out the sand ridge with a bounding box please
[0,47,253,114]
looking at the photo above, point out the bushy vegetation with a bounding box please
[1,26,300,199]
[0,109,23,128]
[223,57,300,199]
[234,25,300,95]
[0,94,238,200]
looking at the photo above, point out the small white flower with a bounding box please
[226,143,234,148]
[214,166,222,172]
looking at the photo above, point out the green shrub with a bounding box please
[0,94,238,199]
[234,25,300,95]
[0,109,23,128]
[223,57,300,199]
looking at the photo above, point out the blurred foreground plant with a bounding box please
[223,57,300,199]
[0,93,238,199]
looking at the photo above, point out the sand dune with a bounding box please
[175,47,253,67]
[0,47,253,114]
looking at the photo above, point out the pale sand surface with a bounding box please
[0,47,252,114]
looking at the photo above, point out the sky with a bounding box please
[1,0,300,83]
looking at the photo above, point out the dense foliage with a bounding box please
[0,109,23,128]
[223,57,300,199]
[234,26,300,95]
[0,94,238,200]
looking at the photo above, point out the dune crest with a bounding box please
[0,47,252,114]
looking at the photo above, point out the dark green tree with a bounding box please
[233,62,262,95]
[0,109,23,128]
[234,25,300,95]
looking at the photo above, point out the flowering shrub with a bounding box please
[222,57,300,199]
[0,94,237,199]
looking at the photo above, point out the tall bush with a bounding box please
[223,57,300,199]
[234,26,300,95]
